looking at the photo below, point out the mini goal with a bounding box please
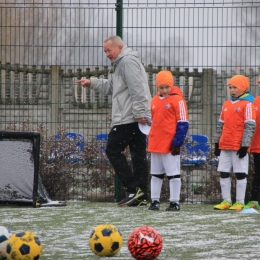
[0,131,66,207]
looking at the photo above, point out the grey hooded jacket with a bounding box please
[90,45,152,127]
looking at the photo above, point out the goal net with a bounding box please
[0,131,66,207]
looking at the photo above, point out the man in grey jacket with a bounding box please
[76,35,152,207]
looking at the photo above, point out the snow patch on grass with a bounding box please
[1,202,260,259]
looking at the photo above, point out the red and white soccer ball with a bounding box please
[127,226,163,260]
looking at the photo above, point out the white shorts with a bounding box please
[217,150,249,174]
[150,152,180,176]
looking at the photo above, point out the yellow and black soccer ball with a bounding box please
[89,224,123,257]
[6,231,43,260]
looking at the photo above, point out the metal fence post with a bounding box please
[202,68,213,139]
[50,66,60,135]
[113,0,123,202]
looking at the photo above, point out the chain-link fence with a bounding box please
[1,0,260,203]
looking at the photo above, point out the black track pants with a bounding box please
[250,153,260,201]
[105,123,149,197]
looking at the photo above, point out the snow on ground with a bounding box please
[1,202,260,259]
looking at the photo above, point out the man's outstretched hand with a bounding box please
[76,79,91,87]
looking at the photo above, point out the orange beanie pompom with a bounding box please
[156,70,174,87]
[228,75,249,93]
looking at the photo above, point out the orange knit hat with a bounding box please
[228,75,249,93]
[156,70,174,87]
[258,75,260,83]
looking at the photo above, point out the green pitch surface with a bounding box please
[1,202,260,259]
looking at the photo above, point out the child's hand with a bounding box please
[214,143,221,156]
[170,145,180,156]
[236,146,248,158]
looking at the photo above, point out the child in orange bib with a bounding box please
[245,76,260,210]
[147,70,189,211]
[214,75,256,211]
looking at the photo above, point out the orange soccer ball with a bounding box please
[127,226,163,260]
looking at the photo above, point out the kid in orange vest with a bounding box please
[214,75,256,210]
[147,70,189,211]
[244,75,260,209]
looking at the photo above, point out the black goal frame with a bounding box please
[0,131,40,207]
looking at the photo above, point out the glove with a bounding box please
[214,143,221,157]
[236,146,249,158]
[170,145,180,156]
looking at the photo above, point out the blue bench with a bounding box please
[95,133,211,199]
[95,133,108,152]
[181,134,209,165]
[181,134,210,195]
[50,132,85,162]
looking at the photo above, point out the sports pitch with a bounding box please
[1,202,260,259]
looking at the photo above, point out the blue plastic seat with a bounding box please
[181,134,210,165]
[96,133,108,141]
[96,134,108,152]
[64,132,85,152]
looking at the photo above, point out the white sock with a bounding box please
[150,176,163,202]
[220,177,231,203]
[169,178,181,203]
[236,178,247,204]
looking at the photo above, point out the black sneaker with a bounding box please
[118,188,144,207]
[127,199,148,207]
[166,202,180,211]
[148,200,160,210]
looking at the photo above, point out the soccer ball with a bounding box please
[127,225,163,260]
[6,231,43,260]
[88,224,123,257]
[0,226,12,259]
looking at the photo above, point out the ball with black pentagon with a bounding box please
[88,224,123,257]
[6,231,43,260]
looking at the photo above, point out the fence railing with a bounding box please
[1,61,260,136]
